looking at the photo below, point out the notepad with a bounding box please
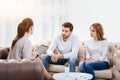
[36,45,48,55]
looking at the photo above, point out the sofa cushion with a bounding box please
[77,41,86,62]
[94,69,112,79]
[49,64,79,73]
[48,64,112,79]
[78,47,86,63]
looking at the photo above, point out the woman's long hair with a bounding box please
[11,18,33,49]
[90,23,106,41]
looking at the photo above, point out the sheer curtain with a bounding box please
[0,0,69,47]
[1,0,119,47]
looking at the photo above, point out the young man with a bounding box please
[42,22,80,72]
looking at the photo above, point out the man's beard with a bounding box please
[62,34,70,40]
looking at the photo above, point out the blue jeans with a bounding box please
[80,61,109,80]
[42,54,78,72]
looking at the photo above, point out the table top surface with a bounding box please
[53,72,93,80]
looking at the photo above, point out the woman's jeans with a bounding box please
[80,61,109,80]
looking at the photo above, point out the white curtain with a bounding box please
[1,0,120,47]
[0,0,69,47]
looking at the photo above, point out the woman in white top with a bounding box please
[7,18,53,80]
[79,23,109,80]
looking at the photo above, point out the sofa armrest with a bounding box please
[0,58,44,80]
[112,50,120,80]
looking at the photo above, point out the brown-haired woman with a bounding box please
[7,18,53,80]
[79,23,109,80]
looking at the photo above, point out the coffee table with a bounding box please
[53,72,93,80]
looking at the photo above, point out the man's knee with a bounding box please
[68,57,78,64]
[42,54,51,61]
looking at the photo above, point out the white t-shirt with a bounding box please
[47,34,80,59]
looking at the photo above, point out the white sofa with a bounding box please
[35,41,120,80]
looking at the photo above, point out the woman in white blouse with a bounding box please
[79,23,109,80]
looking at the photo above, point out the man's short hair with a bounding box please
[62,22,73,32]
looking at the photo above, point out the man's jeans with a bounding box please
[42,54,78,72]
[80,61,109,80]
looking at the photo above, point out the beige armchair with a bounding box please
[0,48,44,80]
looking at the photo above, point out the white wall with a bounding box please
[0,0,120,47]
[68,0,120,42]
[0,0,68,47]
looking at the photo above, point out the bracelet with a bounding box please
[35,54,39,58]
